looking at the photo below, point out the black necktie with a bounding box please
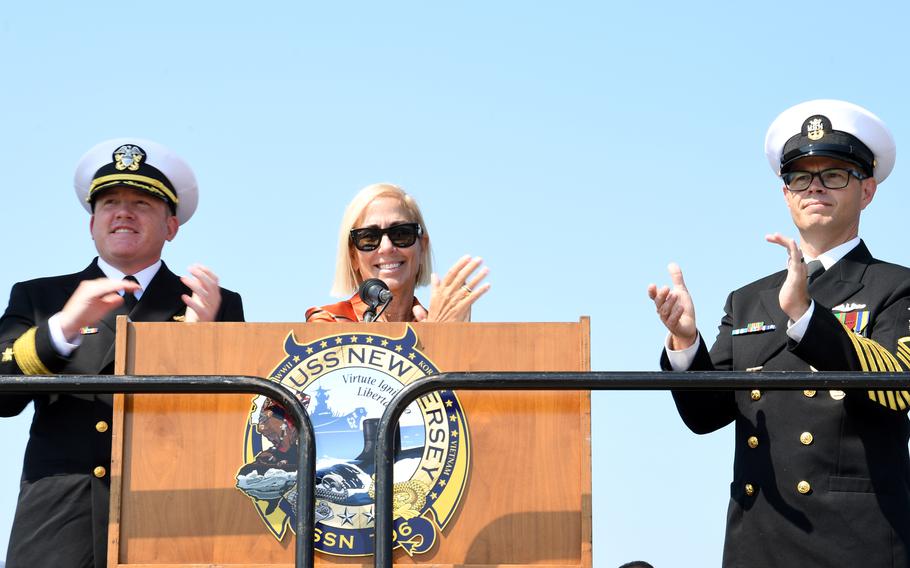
[806,260,825,285]
[123,275,139,312]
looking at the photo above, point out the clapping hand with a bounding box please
[181,264,223,323]
[765,233,811,321]
[414,255,491,322]
[57,278,142,341]
[647,263,698,350]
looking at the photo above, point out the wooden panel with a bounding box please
[112,321,591,567]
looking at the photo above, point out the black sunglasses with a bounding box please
[350,223,422,251]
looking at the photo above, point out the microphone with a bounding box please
[358,279,393,322]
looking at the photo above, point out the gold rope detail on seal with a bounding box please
[369,478,429,520]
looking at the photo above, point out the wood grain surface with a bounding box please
[111,321,591,568]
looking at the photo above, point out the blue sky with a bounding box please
[3,2,910,566]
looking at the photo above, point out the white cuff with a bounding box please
[665,332,701,371]
[786,301,815,343]
[48,313,82,356]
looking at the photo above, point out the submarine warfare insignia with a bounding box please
[235,326,470,557]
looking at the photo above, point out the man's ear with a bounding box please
[166,216,179,241]
[860,177,877,210]
[89,215,96,240]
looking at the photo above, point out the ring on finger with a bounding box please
[462,285,472,296]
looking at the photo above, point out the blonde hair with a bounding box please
[331,183,433,297]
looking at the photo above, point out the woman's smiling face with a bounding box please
[351,196,425,296]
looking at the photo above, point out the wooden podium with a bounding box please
[110,320,591,567]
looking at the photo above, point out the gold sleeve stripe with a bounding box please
[861,341,880,371]
[882,344,899,371]
[843,325,870,371]
[880,348,897,371]
[12,327,51,375]
[872,390,910,411]
[840,323,910,411]
[885,346,901,371]
[878,339,900,369]
[854,332,903,371]
[845,322,906,371]
[868,342,887,371]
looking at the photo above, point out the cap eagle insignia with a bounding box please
[113,144,145,171]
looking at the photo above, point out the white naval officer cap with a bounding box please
[74,138,199,225]
[764,99,896,184]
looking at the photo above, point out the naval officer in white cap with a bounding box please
[0,138,245,568]
[649,100,910,567]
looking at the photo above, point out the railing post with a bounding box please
[0,375,316,568]
[372,370,910,567]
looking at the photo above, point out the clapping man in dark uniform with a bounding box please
[648,100,910,567]
[0,138,245,568]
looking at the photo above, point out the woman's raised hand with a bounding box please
[419,255,491,322]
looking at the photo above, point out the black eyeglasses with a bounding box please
[782,168,868,192]
[350,223,422,251]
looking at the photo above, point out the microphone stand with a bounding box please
[363,296,392,323]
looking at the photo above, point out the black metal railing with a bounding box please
[0,375,315,568]
[372,370,910,568]
[6,371,908,568]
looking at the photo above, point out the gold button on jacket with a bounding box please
[93,466,107,479]
[800,432,814,445]
[750,389,762,401]
[747,436,759,448]
[745,483,755,496]
[803,389,817,397]
[95,421,109,433]
[797,480,811,494]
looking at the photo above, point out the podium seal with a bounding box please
[236,325,471,557]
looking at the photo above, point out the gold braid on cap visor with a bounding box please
[88,174,180,206]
